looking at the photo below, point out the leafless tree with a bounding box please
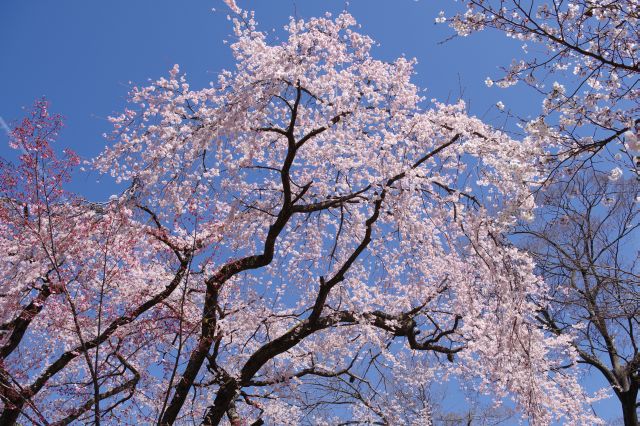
[518,170,640,425]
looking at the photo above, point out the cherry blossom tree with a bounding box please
[0,101,192,424]
[2,11,606,426]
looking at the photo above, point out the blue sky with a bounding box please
[0,0,620,422]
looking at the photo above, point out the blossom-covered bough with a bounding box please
[443,0,639,179]
[2,10,603,425]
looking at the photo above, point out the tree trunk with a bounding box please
[202,382,238,425]
[0,408,20,426]
[620,388,638,426]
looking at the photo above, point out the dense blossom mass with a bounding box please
[1,10,607,425]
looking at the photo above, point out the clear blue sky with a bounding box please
[0,0,619,422]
